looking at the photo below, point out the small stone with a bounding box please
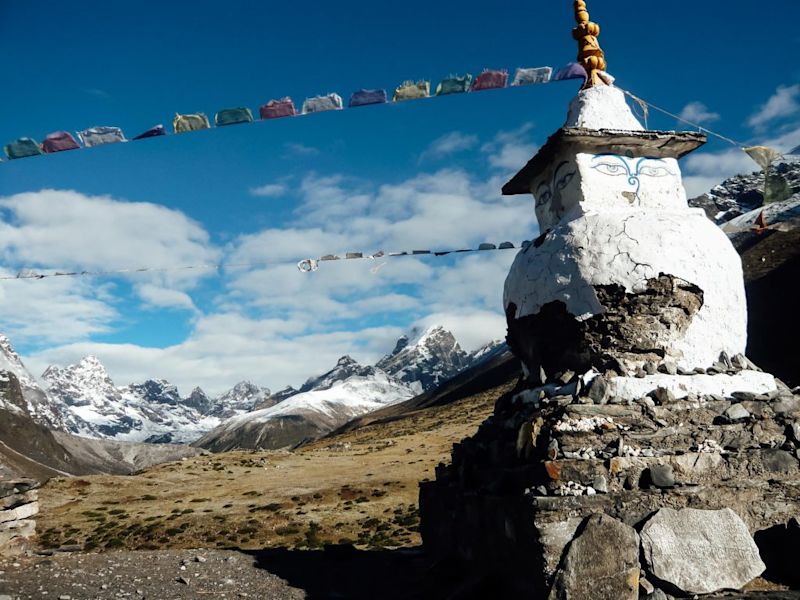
[547,439,559,460]
[773,395,800,415]
[693,367,706,374]
[639,576,655,595]
[587,375,609,405]
[647,464,675,488]
[195,555,207,563]
[731,354,749,370]
[585,486,596,496]
[635,367,646,378]
[732,391,757,402]
[761,450,798,473]
[101,584,108,590]
[558,370,575,385]
[644,361,657,375]
[58,596,71,600]
[676,366,693,375]
[651,387,675,405]
[725,403,751,421]
[663,360,678,375]
[592,475,609,493]
[791,421,800,443]
[177,576,189,585]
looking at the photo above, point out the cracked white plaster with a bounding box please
[504,83,748,369]
[504,208,747,368]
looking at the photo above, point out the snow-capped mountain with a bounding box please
[2,324,502,450]
[195,369,414,452]
[38,355,275,444]
[42,357,219,443]
[196,326,505,451]
[206,381,272,418]
[0,334,65,429]
[376,326,471,393]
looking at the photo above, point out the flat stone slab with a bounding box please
[641,507,765,595]
[549,513,639,600]
[609,371,776,402]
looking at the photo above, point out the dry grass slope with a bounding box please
[36,378,514,554]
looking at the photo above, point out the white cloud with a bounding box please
[481,122,538,171]
[419,131,478,162]
[0,189,220,345]
[8,125,541,395]
[680,149,758,197]
[284,142,319,156]
[0,268,117,345]
[26,315,405,396]
[677,101,720,125]
[249,183,288,198]
[749,84,800,128]
[135,284,198,312]
[413,310,507,352]
[764,124,800,154]
[0,190,219,286]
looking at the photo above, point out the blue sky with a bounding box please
[1,0,799,394]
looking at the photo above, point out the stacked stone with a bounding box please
[419,81,800,598]
[0,479,39,557]
[421,357,800,596]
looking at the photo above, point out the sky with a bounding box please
[1,0,799,395]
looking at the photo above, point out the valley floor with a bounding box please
[0,380,508,599]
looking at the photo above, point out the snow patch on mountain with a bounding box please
[0,334,64,428]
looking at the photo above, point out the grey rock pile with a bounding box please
[689,158,800,224]
[420,358,800,597]
[0,479,38,557]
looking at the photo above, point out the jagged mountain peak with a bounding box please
[298,355,377,394]
[376,325,469,393]
[126,379,181,405]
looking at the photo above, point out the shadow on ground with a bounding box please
[244,546,510,600]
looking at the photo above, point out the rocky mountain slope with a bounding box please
[39,356,273,444]
[689,155,800,223]
[0,366,198,481]
[375,326,472,393]
[690,156,800,386]
[42,358,222,444]
[195,327,503,452]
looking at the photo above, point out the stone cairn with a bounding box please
[419,4,800,598]
[0,479,39,557]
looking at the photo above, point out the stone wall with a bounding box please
[0,479,39,557]
[419,358,800,596]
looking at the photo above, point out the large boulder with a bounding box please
[548,513,639,600]
[641,507,765,595]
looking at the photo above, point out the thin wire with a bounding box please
[1,242,527,282]
[619,88,744,148]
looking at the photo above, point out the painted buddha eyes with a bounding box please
[555,170,575,190]
[590,155,675,179]
[638,164,671,178]
[592,161,626,176]
[536,161,576,207]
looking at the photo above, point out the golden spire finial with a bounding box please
[572,0,608,88]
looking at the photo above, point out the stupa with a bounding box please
[420,3,800,598]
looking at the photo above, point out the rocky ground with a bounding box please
[0,549,306,600]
